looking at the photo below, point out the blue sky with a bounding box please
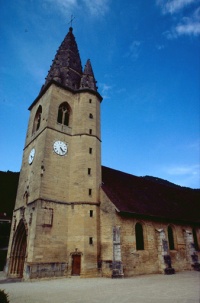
[0,0,199,188]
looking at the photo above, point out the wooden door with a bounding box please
[72,255,81,276]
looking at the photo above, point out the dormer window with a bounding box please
[57,102,70,126]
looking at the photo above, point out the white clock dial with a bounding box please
[53,141,68,156]
[28,148,35,164]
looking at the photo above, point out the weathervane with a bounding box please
[68,14,75,27]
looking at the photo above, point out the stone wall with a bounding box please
[7,199,101,279]
[7,82,102,280]
[100,188,200,277]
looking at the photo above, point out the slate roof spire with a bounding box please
[30,28,102,110]
[41,27,83,91]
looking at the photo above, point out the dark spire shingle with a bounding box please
[41,27,83,91]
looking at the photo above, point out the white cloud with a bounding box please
[162,164,200,187]
[157,0,200,37]
[175,7,200,36]
[99,83,113,99]
[44,0,78,14]
[176,20,200,35]
[124,40,142,60]
[44,0,109,17]
[165,164,199,176]
[156,44,165,50]
[157,0,196,14]
[160,141,200,187]
[83,0,110,16]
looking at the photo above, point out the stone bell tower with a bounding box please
[6,27,102,279]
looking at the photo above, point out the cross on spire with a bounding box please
[68,15,75,28]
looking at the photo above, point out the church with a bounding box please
[6,27,200,280]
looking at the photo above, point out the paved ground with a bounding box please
[0,271,200,303]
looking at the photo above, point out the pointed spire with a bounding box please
[80,59,97,91]
[41,27,82,92]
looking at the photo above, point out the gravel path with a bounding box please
[0,271,200,303]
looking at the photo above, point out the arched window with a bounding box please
[192,227,199,251]
[57,102,70,126]
[135,222,144,250]
[168,226,175,250]
[32,105,42,134]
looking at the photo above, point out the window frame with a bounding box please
[89,237,93,245]
[167,225,176,250]
[192,227,200,251]
[32,105,42,134]
[135,222,145,251]
[57,102,71,127]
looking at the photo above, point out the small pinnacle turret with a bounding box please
[40,27,98,93]
[80,59,97,91]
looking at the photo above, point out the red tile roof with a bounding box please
[102,166,200,224]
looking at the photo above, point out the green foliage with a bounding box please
[0,171,19,217]
[0,289,9,303]
[0,222,11,250]
[0,250,7,271]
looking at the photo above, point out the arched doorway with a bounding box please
[9,219,27,278]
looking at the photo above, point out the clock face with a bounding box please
[28,148,35,164]
[53,141,68,156]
